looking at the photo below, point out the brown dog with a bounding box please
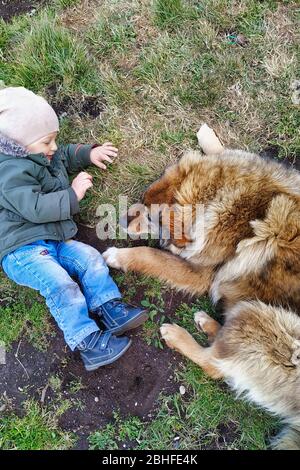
[103,125,300,449]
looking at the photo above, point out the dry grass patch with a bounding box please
[60,0,102,31]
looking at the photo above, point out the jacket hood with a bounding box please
[0,133,28,158]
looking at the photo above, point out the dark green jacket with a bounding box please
[0,135,94,263]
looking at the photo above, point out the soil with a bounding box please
[0,0,47,21]
[0,330,181,449]
[52,94,106,119]
[260,146,300,171]
[47,84,106,119]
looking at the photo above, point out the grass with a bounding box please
[0,0,299,450]
[0,11,103,96]
[0,399,75,450]
[0,272,54,351]
[87,11,137,59]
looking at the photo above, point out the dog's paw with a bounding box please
[102,247,126,270]
[160,323,190,351]
[194,310,212,333]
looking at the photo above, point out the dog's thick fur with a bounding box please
[103,127,300,449]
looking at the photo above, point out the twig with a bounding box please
[15,340,29,380]
[40,384,49,404]
[15,339,22,357]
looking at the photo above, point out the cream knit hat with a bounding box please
[0,87,59,147]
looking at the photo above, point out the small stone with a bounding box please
[179,385,186,395]
[226,32,248,47]
[236,33,248,47]
[135,402,138,406]
[94,397,99,402]
[291,80,300,105]
[174,436,180,441]
[174,439,180,449]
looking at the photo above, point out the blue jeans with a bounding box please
[1,239,121,350]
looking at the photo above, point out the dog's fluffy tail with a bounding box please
[251,194,300,245]
[197,123,224,155]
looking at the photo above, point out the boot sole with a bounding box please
[84,338,132,371]
[109,312,149,336]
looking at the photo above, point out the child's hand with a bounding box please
[90,142,118,170]
[72,172,93,201]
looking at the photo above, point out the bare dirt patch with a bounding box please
[0,0,47,21]
[0,329,180,449]
[46,83,106,119]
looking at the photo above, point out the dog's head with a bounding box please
[120,157,198,254]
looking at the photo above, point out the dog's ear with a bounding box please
[143,164,180,206]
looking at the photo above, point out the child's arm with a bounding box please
[0,163,78,223]
[59,144,94,174]
[60,142,118,173]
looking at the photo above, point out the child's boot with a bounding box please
[95,299,148,335]
[77,330,131,371]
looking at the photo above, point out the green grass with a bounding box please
[0,11,103,96]
[154,0,191,31]
[0,0,298,450]
[54,0,81,8]
[0,400,75,450]
[0,272,54,350]
[87,12,137,59]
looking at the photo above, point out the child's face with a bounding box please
[26,132,58,161]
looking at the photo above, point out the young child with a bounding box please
[0,86,148,371]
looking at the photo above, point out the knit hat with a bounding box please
[0,87,59,147]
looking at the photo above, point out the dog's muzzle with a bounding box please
[150,212,169,248]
